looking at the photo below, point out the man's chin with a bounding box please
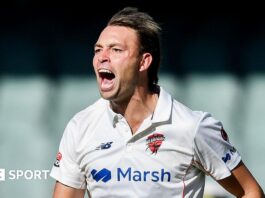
[99,91,116,101]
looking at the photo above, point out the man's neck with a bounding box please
[110,88,158,134]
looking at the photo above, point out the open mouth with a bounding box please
[99,69,115,80]
[98,69,115,91]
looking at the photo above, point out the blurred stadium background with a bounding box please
[0,2,264,197]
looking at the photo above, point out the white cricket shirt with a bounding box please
[50,87,241,197]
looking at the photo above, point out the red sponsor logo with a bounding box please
[54,152,62,167]
[146,133,165,154]
[221,127,229,141]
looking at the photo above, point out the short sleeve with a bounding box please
[193,113,241,180]
[50,120,87,189]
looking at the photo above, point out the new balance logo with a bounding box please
[96,142,113,150]
[91,168,111,183]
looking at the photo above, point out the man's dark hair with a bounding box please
[108,7,161,92]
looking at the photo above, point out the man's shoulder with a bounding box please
[60,98,108,142]
[171,98,205,129]
[71,98,108,123]
[159,86,204,123]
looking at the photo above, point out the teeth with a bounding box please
[99,69,113,74]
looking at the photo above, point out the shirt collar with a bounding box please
[105,102,120,128]
[151,86,173,124]
[106,86,173,127]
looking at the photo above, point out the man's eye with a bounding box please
[112,48,122,52]
[94,49,101,54]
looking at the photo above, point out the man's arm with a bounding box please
[217,161,264,198]
[52,181,86,198]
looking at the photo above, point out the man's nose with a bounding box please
[98,49,110,63]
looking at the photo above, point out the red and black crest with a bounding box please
[146,133,165,154]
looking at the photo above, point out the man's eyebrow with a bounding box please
[94,43,123,48]
[109,43,123,48]
[94,43,102,48]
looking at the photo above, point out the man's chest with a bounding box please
[78,124,195,183]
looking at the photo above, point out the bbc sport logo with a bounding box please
[0,168,49,181]
[0,169,5,181]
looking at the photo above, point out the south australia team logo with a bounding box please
[146,133,165,154]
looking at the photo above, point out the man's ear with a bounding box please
[139,53,152,72]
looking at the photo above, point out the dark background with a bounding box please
[1,1,265,77]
